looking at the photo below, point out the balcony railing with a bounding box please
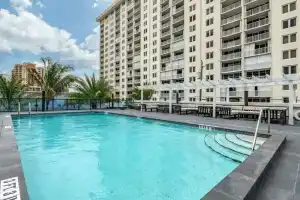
[246,18,269,30]
[173,6,184,14]
[162,40,171,46]
[221,52,242,60]
[246,3,269,17]
[222,1,241,13]
[173,24,184,32]
[173,0,183,5]
[221,14,241,25]
[162,14,171,20]
[162,31,171,37]
[161,5,169,12]
[173,74,184,79]
[245,0,258,5]
[173,35,184,42]
[221,65,242,72]
[246,32,269,43]
[162,22,171,29]
[173,15,184,24]
[173,54,184,60]
[222,27,240,37]
[244,46,271,57]
[222,39,241,48]
[162,57,171,63]
[162,49,171,54]
[161,0,169,4]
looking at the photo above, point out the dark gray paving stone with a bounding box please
[201,189,237,200]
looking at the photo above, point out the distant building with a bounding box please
[11,63,45,92]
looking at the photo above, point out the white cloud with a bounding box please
[36,1,45,8]
[10,0,32,11]
[0,9,98,69]
[80,25,99,51]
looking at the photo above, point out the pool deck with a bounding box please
[1,109,300,200]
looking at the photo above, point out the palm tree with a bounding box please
[70,73,112,100]
[31,57,77,110]
[0,76,26,111]
[131,87,153,100]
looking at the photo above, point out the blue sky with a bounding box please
[0,0,112,77]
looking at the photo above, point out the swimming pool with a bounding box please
[13,113,239,200]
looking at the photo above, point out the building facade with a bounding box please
[97,0,300,103]
[11,63,44,92]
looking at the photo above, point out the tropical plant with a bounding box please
[31,57,77,110]
[69,73,112,100]
[0,76,26,111]
[131,87,153,100]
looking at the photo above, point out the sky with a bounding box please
[0,0,112,77]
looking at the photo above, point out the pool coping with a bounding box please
[2,110,286,200]
[0,114,29,200]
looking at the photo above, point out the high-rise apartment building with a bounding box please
[97,0,299,103]
[11,63,44,91]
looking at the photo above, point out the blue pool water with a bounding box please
[13,113,238,200]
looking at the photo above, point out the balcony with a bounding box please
[222,39,241,49]
[222,1,241,14]
[221,52,242,61]
[161,22,171,29]
[246,32,269,43]
[173,54,184,61]
[172,74,184,79]
[161,5,170,13]
[162,49,171,55]
[173,0,183,5]
[134,72,141,77]
[246,18,269,30]
[134,35,141,41]
[246,3,269,17]
[173,35,184,42]
[173,16,184,24]
[248,91,272,97]
[161,30,171,38]
[222,27,240,37]
[161,39,171,46]
[221,65,242,73]
[221,13,241,26]
[162,57,171,63]
[173,24,184,33]
[173,6,184,15]
[161,0,169,4]
[162,13,171,21]
[244,46,271,57]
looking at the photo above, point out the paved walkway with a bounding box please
[106,109,300,200]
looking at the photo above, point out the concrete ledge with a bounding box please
[0,114,29,200]
[202,134,286,200]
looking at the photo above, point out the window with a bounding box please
[189,56,196,62]
[189,4,196,12]
[206,63,214,70]
[283,18,297,29]
[206,52,213,59]
[283,50,297,59]
[189,25,196,32]
[206,6,214,15]
[283,97,289,103]
[206,29,214,37]
[206,41,214,48]
[189,46,196,52]
[206,0,213,4]
[189,35,196,42]
[189,66,196,72]
[283,65,297,74]
[190,15,196,22]
[206,18,214,26]
[282,2,296,13]
[282,33,297,44]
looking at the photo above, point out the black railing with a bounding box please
[0,98,128,112]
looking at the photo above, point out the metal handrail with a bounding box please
[252,109,263,151]
[252,109,270,151]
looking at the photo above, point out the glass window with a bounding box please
[290,18,297,27]
[282,85,289,90]
[283,66,289,74]
[291,65,297,74]
[291,49,297,58]
[282,5,289,13]
[283,51,289,59]
[282,20,289,29]
[283,35,289,44]
[290,2,296,11]
[290,33,297,42]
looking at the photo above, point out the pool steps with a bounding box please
[204,133,267,163]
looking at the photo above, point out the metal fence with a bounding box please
[0,98,129,112]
